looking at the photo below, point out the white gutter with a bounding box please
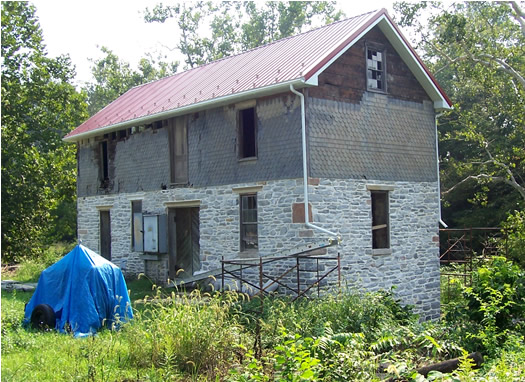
[64,79,314,143]
[435,112,448,228]
[289,84,340,240]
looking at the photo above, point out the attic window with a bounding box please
[367,47,385,91]
[239,107,257,159]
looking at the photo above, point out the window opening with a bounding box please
[239,107,257,159]
[371,191,389,249]
[240,194,258,251]
[100,141,109,183]
[131,200,143,251]
[367,48,385,91]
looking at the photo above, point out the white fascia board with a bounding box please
[376,18,452,110]
[64,78,309,143]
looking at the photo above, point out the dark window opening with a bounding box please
[131,200,143,251]
[371,191,389,249]
[367,48,385,91]
[239,107,257,159]
[240,194,258,251]
[100,210,111,260]
[100,141,109,183]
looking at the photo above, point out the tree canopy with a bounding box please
[144,1,343,69]
[395,1,525,227]
[1,2,88,261]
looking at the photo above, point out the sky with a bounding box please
[32,1,398,87]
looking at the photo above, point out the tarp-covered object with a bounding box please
[24,244,133,336]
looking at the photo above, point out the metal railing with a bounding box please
[221,252,341,300]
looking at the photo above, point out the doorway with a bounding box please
[168,207,200,279]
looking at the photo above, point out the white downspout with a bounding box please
[435,112,448,228]
[290,84,340,240]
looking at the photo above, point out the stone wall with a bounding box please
[77,177,440,320]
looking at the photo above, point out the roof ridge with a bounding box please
[129,9,381,92]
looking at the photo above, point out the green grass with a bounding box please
[2,257,524,381]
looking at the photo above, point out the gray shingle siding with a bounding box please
[189,95,303,187]
[77,94,304,196]
[77,128,170,197]
[307,92,437,182]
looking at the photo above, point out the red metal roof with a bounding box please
[65,9,451,141]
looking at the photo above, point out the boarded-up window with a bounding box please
[367,47,385,91]
[240,194,258,251]
[371,191,389,249]
[169,117,188,184]
[239,107,257,159]
[131,200,143,251]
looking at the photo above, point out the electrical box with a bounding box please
[143,214,167,253]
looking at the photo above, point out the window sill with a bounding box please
[238,157,257,164]
[371,248,392,256]
[239,249,259,259]
[366,88,388,95]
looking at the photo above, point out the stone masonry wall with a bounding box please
[77,177,440,320]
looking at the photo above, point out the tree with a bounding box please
[144,1,343,69]
[1,2,88,261]
[394,1,525,227]
[85,47,178,116]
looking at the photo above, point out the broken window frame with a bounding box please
[238,106,257,160]
[240,193,258,252]
[371,190,390,250]
[366,44,387,92]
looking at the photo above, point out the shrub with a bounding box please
[445,256,525,355]
[503,210,525,268]
[125,288,248,377]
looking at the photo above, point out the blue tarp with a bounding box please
[23,244,133,336]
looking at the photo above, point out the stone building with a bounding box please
[65,9,451,320]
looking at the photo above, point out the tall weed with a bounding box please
[125,287,248,377]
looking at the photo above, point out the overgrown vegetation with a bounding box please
[2,255,524,381]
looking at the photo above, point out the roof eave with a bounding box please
[64,78,311,143]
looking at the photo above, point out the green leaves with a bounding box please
[85,47,178,116]
[1,2,88,261]
[144,1,343,69]
[396,1,525,227]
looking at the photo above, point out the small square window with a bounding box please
[367,47,385,91]
[371,191,389,249]
[239,107,257,159]
[240,194,258,251]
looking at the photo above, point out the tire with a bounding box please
[30,304,56,330]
